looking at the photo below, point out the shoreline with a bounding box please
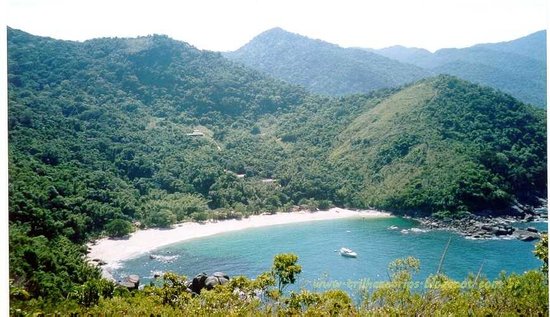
[87,208,391,275]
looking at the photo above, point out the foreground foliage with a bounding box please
[11,250,549,316]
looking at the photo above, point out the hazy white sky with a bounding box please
[6,0,549,52]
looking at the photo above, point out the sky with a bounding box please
[6,0,549,52]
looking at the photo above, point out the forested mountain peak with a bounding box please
[83,33,197,58]
[224,27,430,96]
[8,26,307,119]
[235,27,339,49]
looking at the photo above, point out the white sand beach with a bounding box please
[87,208,391,274]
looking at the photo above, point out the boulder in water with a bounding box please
[520,235,538,242]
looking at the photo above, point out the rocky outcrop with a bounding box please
[515,229,541,242]
[416,211,547,241]
[187,272,230,295]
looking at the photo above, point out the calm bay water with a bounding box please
[113,217,546,294]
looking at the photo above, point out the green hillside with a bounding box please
[329,77,546,215]
[7,27,547,307]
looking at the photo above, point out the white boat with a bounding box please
[339,247,357,258]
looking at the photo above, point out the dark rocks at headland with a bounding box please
[415,209,547,241]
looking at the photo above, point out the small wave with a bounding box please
[150,270,164,278]
[410,228,429,233]
[478,235,517,241]
[103,261,122,270]
[401,228,429,234]
[149,254,180,263]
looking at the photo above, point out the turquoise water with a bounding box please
[113,217,546,294]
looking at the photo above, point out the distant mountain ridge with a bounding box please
[373,30,547,107]
[228,28,546,107]
[224,27,431,96]
[472,30,546,61]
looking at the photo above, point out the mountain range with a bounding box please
[226,28,546,107]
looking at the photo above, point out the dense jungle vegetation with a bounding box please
[7,27,547,312]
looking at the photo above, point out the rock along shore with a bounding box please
[415,206,547,241]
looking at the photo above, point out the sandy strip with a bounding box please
[87,208,391,273]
